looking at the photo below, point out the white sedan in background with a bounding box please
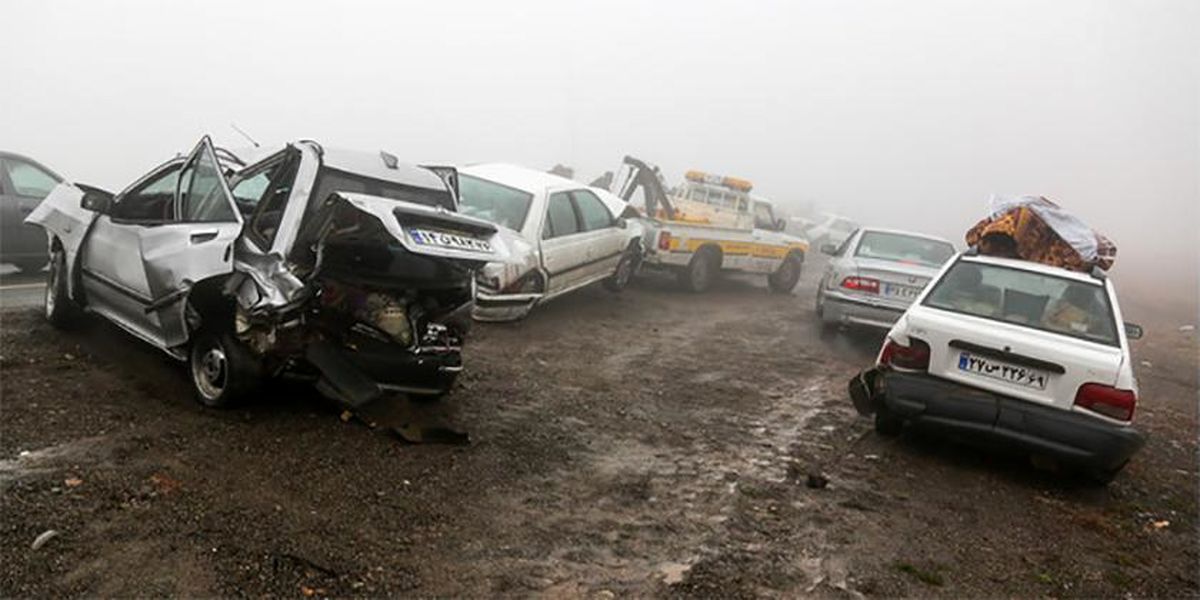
[459,164,645,321]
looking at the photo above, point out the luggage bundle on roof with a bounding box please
[966,195,1116,272]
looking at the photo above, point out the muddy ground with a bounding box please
[1,262,1197,598]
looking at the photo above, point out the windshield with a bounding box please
[311,167,454,213]
[923,260,1119,346]
[855,231,955,267]
[458,174,534,231]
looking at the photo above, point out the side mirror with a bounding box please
[80,189,113,214]
[820,243,838,256]
[1124,322,1144,340]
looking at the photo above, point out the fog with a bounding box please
[3,0,1197,315]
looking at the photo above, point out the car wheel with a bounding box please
[15,258,47,273]
[603,245,639,293]
[189,329,261,409]
[767,253,802,294]
[679,249,716,293]
[44,248,81,328]
[874,408,903,436]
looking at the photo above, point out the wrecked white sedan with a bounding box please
[458,164,644,321]
[27,137,512,408]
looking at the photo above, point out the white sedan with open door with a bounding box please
[27,137,509,408]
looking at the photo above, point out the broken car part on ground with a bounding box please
[27,137,515,409]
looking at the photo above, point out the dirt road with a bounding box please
[1,264,1197,597]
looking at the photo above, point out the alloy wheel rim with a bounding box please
[193,345,228,400]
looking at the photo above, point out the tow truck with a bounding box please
[610,156,808,293]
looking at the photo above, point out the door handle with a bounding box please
[190,231,219,244]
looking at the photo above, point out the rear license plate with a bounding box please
[957,351,1048,390]
[882,282,921,299]
[408,228,493,253]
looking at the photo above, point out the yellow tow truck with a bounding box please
[611,156,809,293]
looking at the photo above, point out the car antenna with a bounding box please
[230,123,260,148]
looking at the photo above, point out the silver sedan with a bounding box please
[815,227,955,331]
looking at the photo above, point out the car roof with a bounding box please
[959,254,1105,285]
[858,227,954,245]
[460,163,583,194]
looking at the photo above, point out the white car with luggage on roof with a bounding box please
[850,249,1146,483]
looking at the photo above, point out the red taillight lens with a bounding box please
[841,276,880,294]
[1074,383,1136,421]
[880,337,931,370]
[658,231,672,251]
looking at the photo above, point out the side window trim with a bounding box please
[835,229,860,257]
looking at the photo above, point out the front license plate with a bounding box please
[882,283,921,299]
[408,228,493,253]
[957,351,1048,390]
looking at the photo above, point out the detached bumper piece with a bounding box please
[306,334,461,408]
[850,369,1145,471]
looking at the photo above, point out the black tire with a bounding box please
[768,253,802,294]
[44,248,82,328]
[188,329,261,409]
[603,244,639,293]
[15,258,47,273]
[679,249,716,293]
[874,408,904,436]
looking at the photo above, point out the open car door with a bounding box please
[79,136,242,351]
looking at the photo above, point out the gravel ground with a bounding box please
[1,263,1196,597]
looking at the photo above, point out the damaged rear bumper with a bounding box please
[306,335,461,407]
[471,291,540,322]
[849,368,1145,471]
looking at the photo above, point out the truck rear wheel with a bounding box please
[679,249,716,293]
[768,253,802,294]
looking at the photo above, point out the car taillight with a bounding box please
[1074,383,1136,421]
[658,231,672,251]
[880,337,930,371]
[841,276,880,294]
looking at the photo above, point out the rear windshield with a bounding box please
[855,231,955,267]
[311,167,453,212]
[458,174,533,231]
[922,260,1119,346]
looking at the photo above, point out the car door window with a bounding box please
[835,230,859,256]
[753,203,775,229]
[112,164,181,222]
[571,190,614,231]
[239,152,300,247]
[543,192,581,239]
[4,158,59,199]
[179,142,237,223]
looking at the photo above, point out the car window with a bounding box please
[923,260,1119,346]
[571,189,613,231]
[543,192,580,239]
[241,152,301,247]
[458,174,534,231]
[180,146,236,222]
[112,164,181,221]
[4,158,59,198]
[753,202,775,229]
[854,231,954,267]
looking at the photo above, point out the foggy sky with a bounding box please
[3,0,1197,308]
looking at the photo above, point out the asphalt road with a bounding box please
[0,263,46,311]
